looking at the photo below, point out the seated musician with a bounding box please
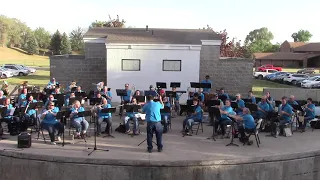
[201,75,212,94]
[0,90,6,99]
[1,98,22,135]
[18,88,28,107]
[46,78,58,89]
[300,98,316,132]
[52,87,62,94]
[171,86,181,113]
[75,86,84,93]
[64,92,75,106]
[159,89,171,133]
[271,96,293,137]
[44,94,56,108]
[198,88,205,105]
[266,92,274,111]
[288,95,298,107]
[70,100,89,138]
[235,93,245,114]
[120,83,132,115]
[97,98,112,136]
[24,95,38,126]
[253,96,269,120]
[182,98,202,135]
[133,90,141,97]
[215,99,236,138]
[208,93,223,126]
[124,98,140,135]
[40,102,64,145]
[101,86,112,105]
[218,88,230,100]
[248,91,256,104]
[228,108,256,144]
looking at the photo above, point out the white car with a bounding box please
[283,74,309,85]
[2,65,29,76]
[253,69,278,79]
[17,65,36,73]
[0,67,14,78]
[301,76,320,88]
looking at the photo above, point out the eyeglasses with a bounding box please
[49,104,54,106]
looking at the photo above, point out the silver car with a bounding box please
[2,65,29,76]
[0,67,14,78]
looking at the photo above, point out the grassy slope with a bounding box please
[252,79,293,97]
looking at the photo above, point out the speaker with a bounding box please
[17,132,31,148]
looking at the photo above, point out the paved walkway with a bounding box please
[1,115,320,163]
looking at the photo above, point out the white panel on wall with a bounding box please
[122,59,140,71]
[163,60,181,71]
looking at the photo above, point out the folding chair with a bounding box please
[36,117,47,144]
[191,111,204,135]
[243,119,263,147]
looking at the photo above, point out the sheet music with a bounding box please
[135,113,146,120]
[9,108,16,116]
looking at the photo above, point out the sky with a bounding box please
[1,0,319,44]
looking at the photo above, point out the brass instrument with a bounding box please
[131,84,136,96]
[1,81,9,96]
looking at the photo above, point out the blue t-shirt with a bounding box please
[142,101,164,122]
[237,99,245,113]
[123,90,131,102]
[46,81,59,89]
[70,106,85,122]
[249,96,256,104]
[257,101,269,118]
[305,103,316,118]
[199,93,205,102]
[201,79,212,93]
[220,93,229,100]
[241,114,256,129]
[26,100,38,116]
[220,106,235,121]
[44,99,56,108]
[192,105,202,120]
[98,104,112,119]
[288,100,298,107]
[280,103,293,122]
[18,94,27,107]
[3,104,13,118]
[41,107,59,125]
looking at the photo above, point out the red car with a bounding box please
[257,64,282,71]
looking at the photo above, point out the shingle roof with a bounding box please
[254,52,320,60]
[84,27,221,44]
[288,42,306,48]
[293,43,320,52]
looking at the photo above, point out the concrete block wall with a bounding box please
[263,88,320,101]
[200,45,253,96]
[84,43,106,59]
[50,55,106,92]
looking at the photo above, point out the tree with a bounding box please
[60,32,71,54]
[90,15,126,28]
[50,30,62,55]
[34,27,51,49]
[25,33,39,54]
[0,18,8,47]
[70,27,84,51]
[244,27,274,53]
[291,30,312,42]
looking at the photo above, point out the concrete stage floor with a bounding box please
[0,114,320,164]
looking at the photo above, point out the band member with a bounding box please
[66,80,77,92]
[198,88,205,105]
[215,99,236,139]
[1,98,22,135]
[70,100,89,138]
[228,108,256,144]
[201,75,212,93]
[101,86,112,105]
[96,81,104,92]
[265,92,274,111]
[0,90,6,99]
[208,93,223,126]
[120,83,132,115]
[248,91,256,104]
[65,92,75,106]
[254,96,270,119]
[182,98,203,135]
[1,81,9,96]
[75,86,84,93]
[18,88,28,107]
[218,88,229,100]
[124,98,139,135]
[97,98,112,136]
[25,95,38,126]
[40,102,64,145]
[142,95,164,153]
[44,94,56,108]
[300,98,316,132]
[159,89,170,133]
[288,95,298,106]
[171,86,181,114]
[235,93,245,114]
[52,87,62,94]
[133,90,141,97]
[46,78,58,89]
[271,96,293,137]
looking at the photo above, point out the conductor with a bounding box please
[142,95,164,153]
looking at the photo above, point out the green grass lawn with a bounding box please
[4,70,49,87]
[252,79,293,97]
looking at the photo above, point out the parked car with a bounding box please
[2,64,29,76]
[0,67,14,78]
[257,64,282,72]
[297,68,316,74]
[283,74,310,85]
[254,69,278,79]
[16,64,36,73]
[271,73,291,83]
[265,72,287,80]
[301,76,320,88]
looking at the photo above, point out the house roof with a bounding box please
[288,42,306,48]
[293,43,320,52]
[84,27,221,44]
[254,52,320,61]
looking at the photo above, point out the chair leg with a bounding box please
[196,123,200,135]
[254,134,259,148]
[257,134,261,144]
[41,129,46,144]
[201,122,203,133]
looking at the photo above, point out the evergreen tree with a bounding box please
[61,32,71,54]
[25,33,39,54]
[50,30,62,55]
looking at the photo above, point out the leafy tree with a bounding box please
[50,30,62,55]
[90,15,126,28]
[34,27,51,49]
[25,33,39,54]
[70,27,84,51]
[0,18,8,47]
[244,27,274,53]
[291,30,312,42]
[61,32,71,54]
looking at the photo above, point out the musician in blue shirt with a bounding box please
[0,90,6,99]
[254,96,269,119]
[24,95,38,126]
[75,86,84,93]
[1,98,21,135]
[141,95,164,153]
[248,91,256,104]
[159,89,171,133]
[40,102,64,145]
[18,88,28,107]
[44,94,56,108]
[101,86,112,105]
[198,88,205,104]
[235,93,245,114]
[300,98,316,131]
[97,98,113,136]
[52,87,62,94]
[182,98,203,135]
[120,83,132,115]
[201,75,212,93]
[171,87,181,114]
[219,88,230,101]
[46,78,58,89]
[266,92,274,111]
[272,96,293,137]
[215,99,236,138]
[124,98,139,135]
[288,95,298,106]
[64,92,75,106]
[70,100,89,138]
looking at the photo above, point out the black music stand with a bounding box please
[275,101,282,107]
[0,107,8,140]
[75,92,86,98]
[182,105,196,137]
[246,103,258,113]
[68,97,82,106]
[144,90,157,97]
[207,106,221,141]
[88,107,116,156]
[231,102,238,110]
[90,97,102,106]
[170,82,181,88]
[56,110,72,147]
[190,82,200,92]
[71,87,77,92]
[292,104,304,131]
[53,94,65,108]
[200,83,211,90]
[165,91,176,98]
[44,88,54,95]
[156,82,167,89]
[135,96,146,103]
[226,116,239,147]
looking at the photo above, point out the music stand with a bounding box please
[200,83,211,89]
[190,82,200,92]
[68,97,82,106]
[256,97,262,103]
[88,107,116,156]
[44,88,54,95]
[90,98,102,106]
[75,92,86,98]
[116,89,127,97]
[135,96,146,103]
[144,90,157,97]
[207,106,221,141]
[231,102,238,110]
[56,110,72,147]
[226,116,239,147]
[165,91,176,98]
[170,82,181,88]
[156,82,167,89]
[246,103,258,113]
[0,107,8,140]
[71,87,77,92]
[292,104,304,131]
[53,94,65,108]
[275,101,282,107]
